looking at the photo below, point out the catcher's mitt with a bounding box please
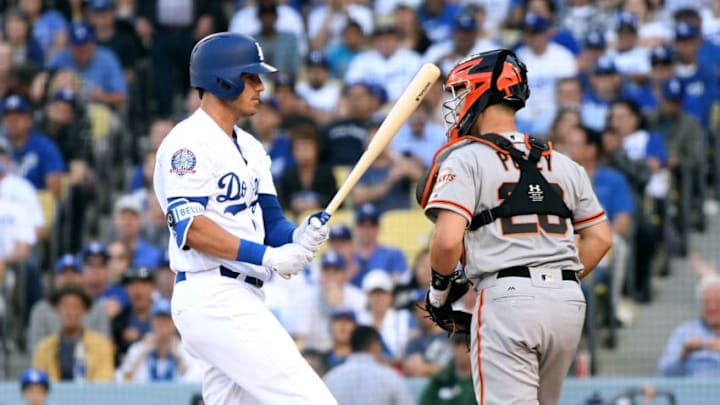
[424,269,472,334]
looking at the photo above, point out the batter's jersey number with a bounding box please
[497,182,568,235]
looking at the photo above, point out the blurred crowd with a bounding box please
[1,0,720,403]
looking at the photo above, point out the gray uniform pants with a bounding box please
[471,268,586,405]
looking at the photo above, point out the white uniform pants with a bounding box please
[171,270,337,405]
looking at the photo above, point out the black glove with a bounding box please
[424,269,472,333]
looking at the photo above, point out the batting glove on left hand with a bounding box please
[293,212,329,252]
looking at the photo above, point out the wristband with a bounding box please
[236,239,267,265]
[431,270,452,291]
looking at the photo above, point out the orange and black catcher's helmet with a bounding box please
[443,49,529,140]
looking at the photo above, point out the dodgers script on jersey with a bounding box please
[153,109,276,280]
[425,132,606,278]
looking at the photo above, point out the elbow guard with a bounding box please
[166,198,206,249]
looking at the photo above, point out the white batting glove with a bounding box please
[292,213,329,253]
[262,243,313,277]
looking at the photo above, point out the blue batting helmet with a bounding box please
[20,368,50,391]
[189,32,278,100]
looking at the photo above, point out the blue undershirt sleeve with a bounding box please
[258,194,296,247]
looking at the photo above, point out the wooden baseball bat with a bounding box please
[320,63,441,223]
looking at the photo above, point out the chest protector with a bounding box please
[416,133,572,231]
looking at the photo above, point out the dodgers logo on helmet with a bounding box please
[170,148,197,176]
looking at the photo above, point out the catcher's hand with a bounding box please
[424,269,472,333]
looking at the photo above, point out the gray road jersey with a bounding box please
[424,133,606,278]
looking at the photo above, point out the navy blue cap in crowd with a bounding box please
[331,308,356,321]
[82,241,109,260]
[88,0,115,11]
[650,44,674,65]
[261,97,281,112]
[523,12,550,33]
[675,21,700,40]
[355,203,381,224]
[616,12,638,32]
[306,50,330,67]
[52,87,77,105]
[151,299,172,317]
[55,254,83,274]
[321,250,346,270]
[453,13,477,32]
[662,78,684,103]
[583,31,606,50]
[122,266,154,284]
[1,94,31,114]
[69,22,94,46]
[329,224,352,241]
[273,72,295,90]
[20,368,49,391]
[593,57,618,75]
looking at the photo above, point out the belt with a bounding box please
[175,266,264,288]
[497,266,579,283]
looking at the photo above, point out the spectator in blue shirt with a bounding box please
[249,98,293,182]
[3,9,45,68]
[350,203,409,288]
[659,275,720,377]
[327,20,365,80]
[18,0,68,60]
[390,100,446,169]
[673,22,719,129]
[111,194,162,269]
[417,0,461,44]
[2,94,65,198]
[581,58,644,131]
[673,8,720,80]
[49,23,126,109]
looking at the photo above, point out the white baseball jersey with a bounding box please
[0,197,35,260]
[153,109,276,280]
[0,173,45,230]
[296,81,341,112]
[345,48,422,102]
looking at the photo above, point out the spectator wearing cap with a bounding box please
[3,8,45,68]
[110,194,162,269]
[673,21,719,130]
[116,299,196,382]
[674,8,720,79]
[349,203,409,287]
[352,119,424,212]
[649,45,676,100]
[134,0,223,117]
[112,266,156,362]
[326,308,357,370]
[327,224,359,282]
[580,57,638,131]
[32,284,114,382]
[271,72,312,119]
[620,0,672,48]
[320,82,379,166]
[296,51,342,124]
[345,23,422,103]
[327,20,365,80]
[279,118,337,217]
[88,0,145,79]
[649,77,706,229]
[607,12,652,83]
[324,325,416,405]
[2,94,66,198]
[16,0,68,61]
[0,136,45,236]
[301,250,367,352]
[229,0,306,51]
[390,100,445,169]
[423,11,499,76]
[523,0,582,55]
[27,253,110,353]
[308,0,374,52]
[81,241,126,316]
[357,269,411,361]
[515,12,578,137]
[418,333,474,405]
[48,22,127,108]
[578,30,607,83]
[403,287,451,377]
[106,240,131,288]
[248,98,293,182]
[254,0,300,77]
[417,0,461,44]
[20,368,50,405]
[559,0,606,46]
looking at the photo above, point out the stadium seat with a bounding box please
[378,209,432,262]
[332,166,351,191]
[37,191,57,238]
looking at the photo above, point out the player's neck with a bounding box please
[476,111,518,135]
[200,102,239,137]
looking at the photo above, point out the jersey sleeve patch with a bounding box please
[169,148,197,176]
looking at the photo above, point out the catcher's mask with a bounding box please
[442,49,530,142]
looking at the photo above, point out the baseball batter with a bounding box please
[420,50,612,404]
[153,32,336,404]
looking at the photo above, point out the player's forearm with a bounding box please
[429,211,466,276]
[576,221,613,279]
[186,216,242,260]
